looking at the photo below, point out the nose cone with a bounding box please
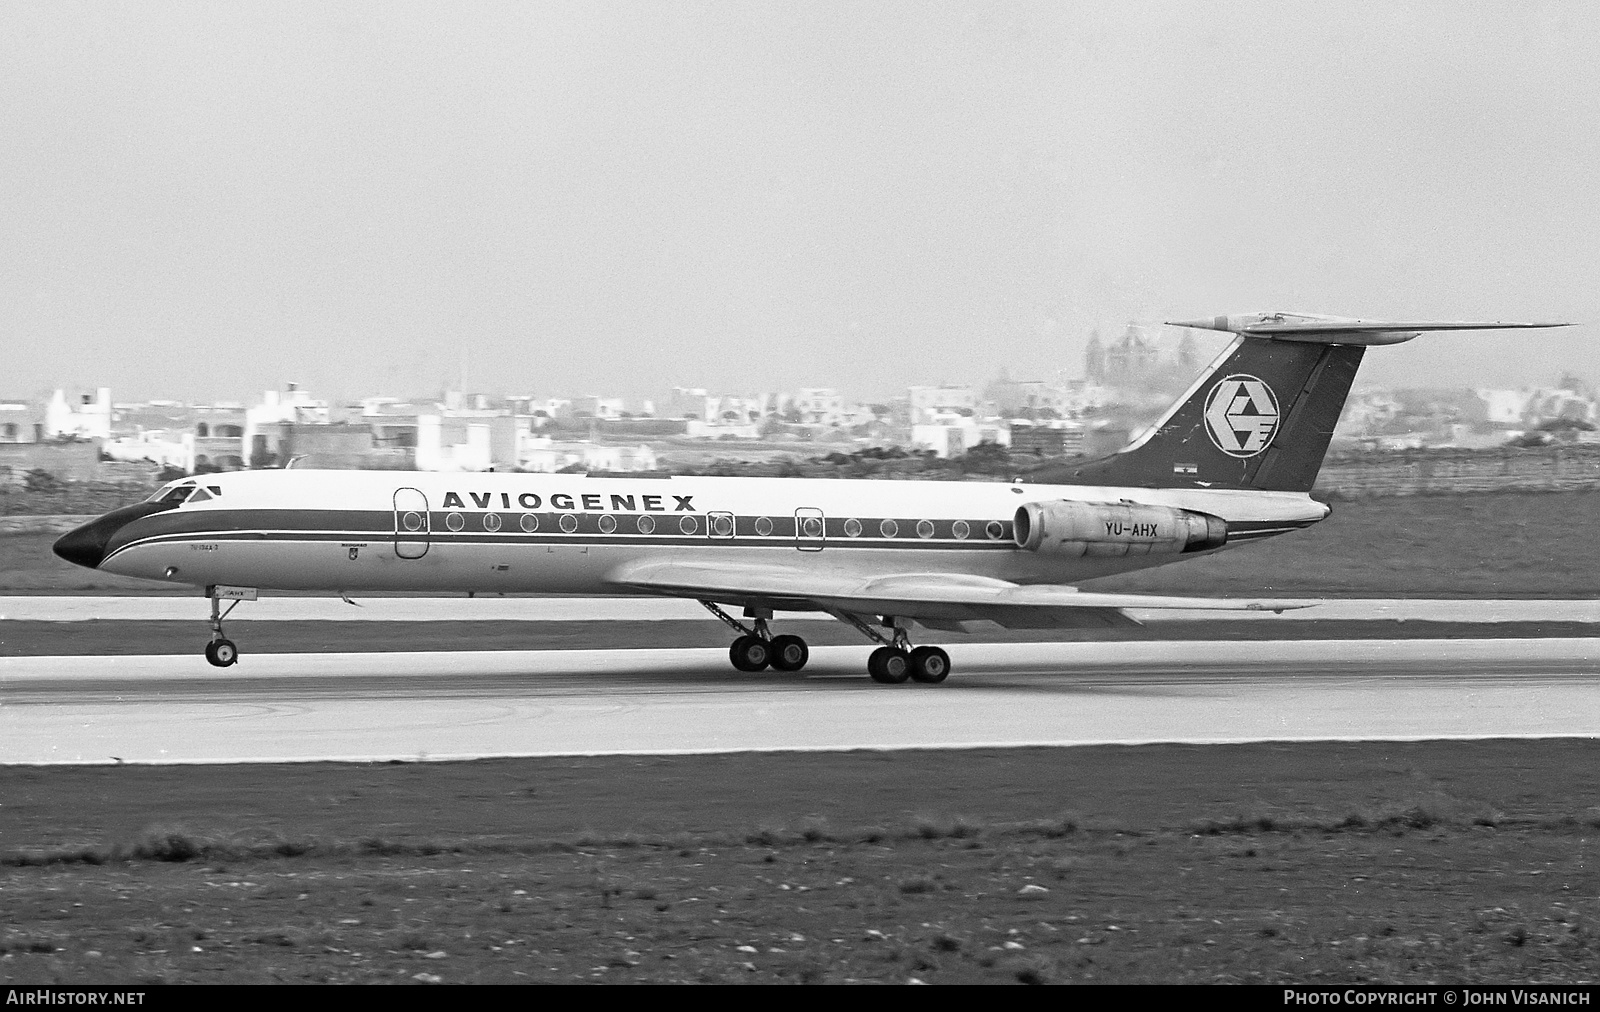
[52,502,176,570]
[53,519,114,569]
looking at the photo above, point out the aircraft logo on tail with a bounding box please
[1204,374,1280,457]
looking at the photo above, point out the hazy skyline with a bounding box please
[4,2,1596,404]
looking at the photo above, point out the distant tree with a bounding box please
[23,468,61,493]
[959,440,1011,475]
[156,465,188,483]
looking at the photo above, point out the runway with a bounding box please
[2,595,1597,623]
[2,638,1597,765]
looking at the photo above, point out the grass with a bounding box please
[8,809,1595,984]
[6,799,1596,873]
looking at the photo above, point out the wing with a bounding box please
[605,560,1311,631]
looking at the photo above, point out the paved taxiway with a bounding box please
[3,596,1597,623]
[2,638,1596,764]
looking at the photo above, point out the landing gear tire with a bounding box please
[729,635,772,672]
[867,646,911,684]
[769,634,810,672]
[205,639,238,668]
[908,646,950,684]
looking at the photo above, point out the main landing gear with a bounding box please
[202,587,255,667]
[701,602,810,673]
[836,612,950,684]
[700,602,952,684]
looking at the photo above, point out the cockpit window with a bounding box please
[187,487,213,502]
[148,483,197,504]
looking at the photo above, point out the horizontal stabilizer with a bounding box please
[1168,313,1571,346]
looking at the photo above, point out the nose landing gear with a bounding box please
[203,586,255,667]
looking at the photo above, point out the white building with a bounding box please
[518,435,658,473]
[102,432,190,470]
[0,399,40,443]
[911,415,1011,458]
[45,388,112,440]
[793,388,847,426]
[1475,389,1531,426]
[908,385,977,424]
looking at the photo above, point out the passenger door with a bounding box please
[394,487,431,559]
[794,507,825,552]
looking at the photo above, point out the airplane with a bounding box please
[53,312,1568,682]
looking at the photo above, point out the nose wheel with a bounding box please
[203,588,251,667]
[205,638,239,667]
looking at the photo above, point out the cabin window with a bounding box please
[985,520,1004,540]
[879,519,899,538]
[916,520,935,539]
[598,515,617,534]
[559,514,578,533]
[710,514,734,537]
[402,511,424,532]
[952,520,970,539]
[484,513,502,532]
[843,518,862,537]
[753,516,774,537]
[520,513,539,532]
[636,515,656,535]
[800,516,823,538]
[445,512,465,532]
[679,515,698,535]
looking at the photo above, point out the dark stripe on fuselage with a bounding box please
[102,530,1021,562]
[99,507,1316,565]
[99,507,1021,564]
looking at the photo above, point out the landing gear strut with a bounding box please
[832,611,951,685]
[702,602,809,673]
[203,586,255,667]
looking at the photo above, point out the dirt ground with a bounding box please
[5,490,1600,597]
[3,741,1599,984]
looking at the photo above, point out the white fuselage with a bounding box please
[95,470,1328,600]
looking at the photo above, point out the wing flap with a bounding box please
[606,560,1311,625]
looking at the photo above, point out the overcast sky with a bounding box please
[4,1,1596,404]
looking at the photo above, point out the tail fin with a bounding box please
[1045,313,1569,493]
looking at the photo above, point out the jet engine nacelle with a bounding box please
[1013,500,1228,558]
